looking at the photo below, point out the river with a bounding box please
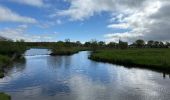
[0,49,170,100]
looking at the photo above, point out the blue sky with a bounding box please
[0,0,169,42]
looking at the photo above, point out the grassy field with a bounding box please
[0,93,11,100]
[89,49,170,71]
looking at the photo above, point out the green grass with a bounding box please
[0,55,10,67]
[0,55,10,78]
[51,47,88,56]
[0,41,27,78]
[0,41,27,56]
[89,49,170,71]
[0,93,11,100]
[0,72,4,78]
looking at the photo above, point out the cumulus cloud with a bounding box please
[0,5,37,23]
[0,25,58,42]
[58,0,170,42]
[10,0,45,7]
[107,23,130,29]
[58,0,115,21]
[57,0,146,21]
[104,32,143,43]
[105,0,170,42]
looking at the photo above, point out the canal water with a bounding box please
[0,49,170,100]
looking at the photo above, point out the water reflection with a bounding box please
[47,55,72,70]
[0,49,170,100]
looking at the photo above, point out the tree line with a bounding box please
[0,39,170,51]
[84,39,170,49]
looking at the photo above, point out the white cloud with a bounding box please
[105,0,170,42]
[107,23,130,29]
[10,0,45,7]
[58,0,115,21]
[0,5,37,23]
[58,0,170,42]
[57,0,146,21]
[0,25,58,42]
[104,32,143,43]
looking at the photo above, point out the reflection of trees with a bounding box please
[47,56,64,69]
[47,55,73,70]
[63,56,72,69]
[4,57,26,76]
[163,72,170,79]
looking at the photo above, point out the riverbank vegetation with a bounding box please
[0,38,170,100]
[50,39,89,56]
[23,39,170,71]
[0,93,11,100]
[89,49,170,71]
[89,39,170,71]
[0,41,27,78]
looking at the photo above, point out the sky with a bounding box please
[0,0,170,43]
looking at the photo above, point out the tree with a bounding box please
[166,42,170,48]
[147,40,154,48]
[55,41,65,49]
[154,41,159,48]
[159,42,164,48]
[98,41,105,48]
[107,42,118,48]
[16,39,25,43]
[75,41,82,47]
[84,42,91,47]
[119,40,128,49]
[90,39,98,51]
[135,39,145,48]
[65,39,71,47]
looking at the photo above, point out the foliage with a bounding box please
[119,40,128,49]
[134,39,145,48]
[0,55,10,68]
[90,49,170,70]
[0,93,11,100]
[0,41,27,79]
[0,41,27,56]
[107,42,118,48]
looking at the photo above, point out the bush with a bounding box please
[0,93,11,100]
[0,41,26,56]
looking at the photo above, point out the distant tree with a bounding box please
[147,40,154,48]
[135,39,145,48]
[107,42,118,48]
[84,42,91,47]
[16,39,25,43]
[75,41,82,47]
[55,41,65,49]
[166,42,170,48]
[65,39,70,43]
[159,42,165,48]
[119,40,128,49]
[65,39,71,47]
[153,41,159,48]
[129,43,136,48]
[98,41,105,48]
[90,39,98,51]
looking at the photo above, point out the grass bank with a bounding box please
[89,49,170,71]
[51,47,88,56]
[0,55,11,78]
[0,93,11,100]
[0,41,27,78]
